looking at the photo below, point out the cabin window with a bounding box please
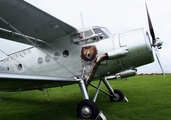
[38,57,43,64]
[54,52,60,60]
[63,50,69,57]
[45,55,51,62]
[17,64,22,71]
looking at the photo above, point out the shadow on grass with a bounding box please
[0,87,115,120]
[0,91,83,120]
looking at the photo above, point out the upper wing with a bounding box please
[0,0,77,45]
[0,72,79,91]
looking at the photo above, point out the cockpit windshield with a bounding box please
[92,27,111,38]
[100,27,112,37]
[71,26,111,44]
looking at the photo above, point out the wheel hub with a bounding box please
[113,93,120,101]
[81,106,92,118]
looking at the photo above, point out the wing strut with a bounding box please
[0,16,44,46]
[0,16,76,77]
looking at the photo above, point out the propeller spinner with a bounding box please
[145,2,165,76]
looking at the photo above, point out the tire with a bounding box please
[109,89,124,102]
[77,99,99,119]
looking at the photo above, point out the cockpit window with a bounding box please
[84,30,94,38]
[100,27,111,37]
[93,28,108,38]
[78,32,83,40]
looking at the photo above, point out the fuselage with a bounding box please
[1,26,155,117]
[0,27,154,79]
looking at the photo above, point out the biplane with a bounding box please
[0,0,163,119]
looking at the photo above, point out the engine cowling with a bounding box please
[118,28,154,68]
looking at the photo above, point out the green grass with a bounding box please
[0,74,171,120]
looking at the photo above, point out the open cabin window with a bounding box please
[71,33,80,43]
[70,32,85,44]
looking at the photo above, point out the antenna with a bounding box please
[80,12,84,29]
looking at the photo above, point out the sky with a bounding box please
[0,0,170,73]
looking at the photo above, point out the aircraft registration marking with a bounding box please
[2,48,32,63]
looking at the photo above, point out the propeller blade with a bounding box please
[154,47,165,77]
[145,2,156,44]
[145,2,164,77]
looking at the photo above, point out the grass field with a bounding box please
[0,74,171,120]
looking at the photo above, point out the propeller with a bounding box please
[145,2,165,76]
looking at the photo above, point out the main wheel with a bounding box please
[77,99,99,119]
[109,89,124,102]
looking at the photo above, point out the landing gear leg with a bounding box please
[76,78,99,119]
[102,77,124,102]
[78,79,89,99]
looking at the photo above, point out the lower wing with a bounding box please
[0,72,79,92]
